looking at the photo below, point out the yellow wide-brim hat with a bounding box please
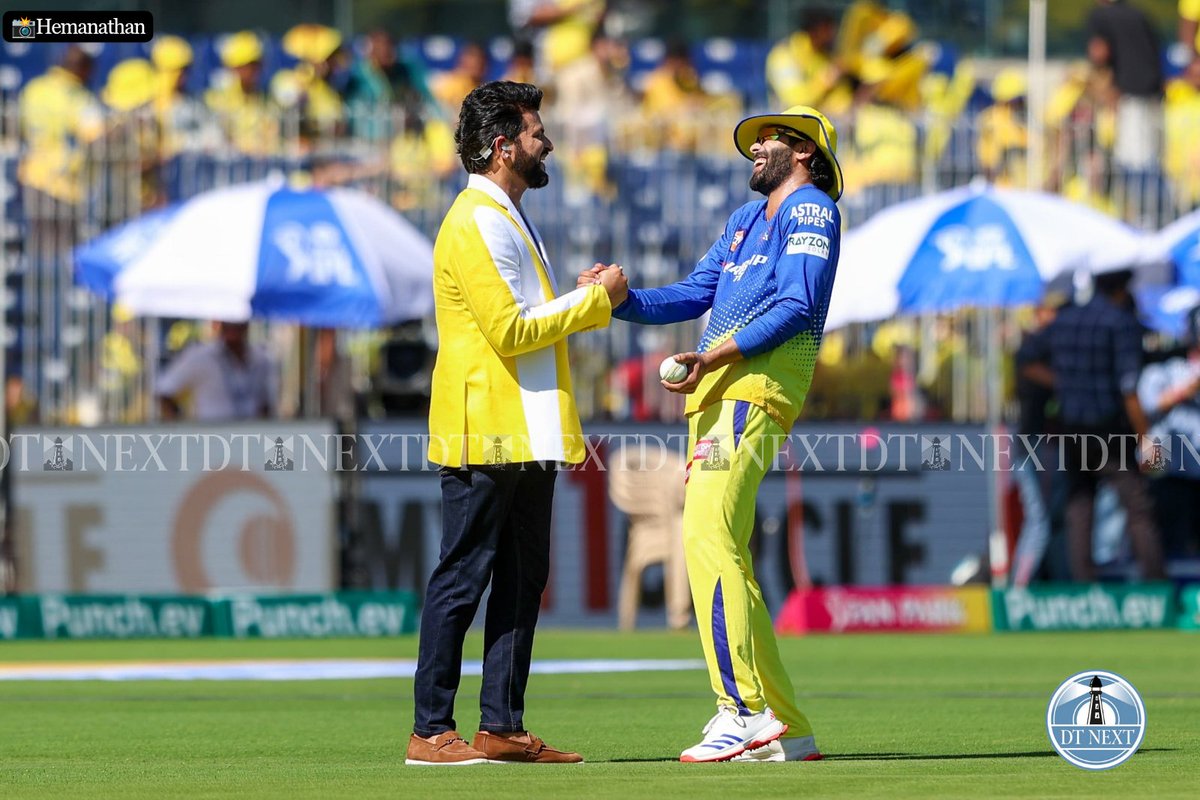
[733,104,844,201]
[152,35,193,71]
[102,58,157,111]
[282,24,342,64]
[221,31,263,68]
[991,68,1027,104]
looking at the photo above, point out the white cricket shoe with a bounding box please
[729,735,824,762]
[679,705,787,763]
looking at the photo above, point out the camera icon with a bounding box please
[10,18,35,40]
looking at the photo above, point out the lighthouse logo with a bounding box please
[1046,670,1145,770]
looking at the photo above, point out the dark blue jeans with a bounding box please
[412,463,556,737]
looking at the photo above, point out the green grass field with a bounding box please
[1,630,1196,799]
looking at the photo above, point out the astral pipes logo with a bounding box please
[1046,670,1145,770]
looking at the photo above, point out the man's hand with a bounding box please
[596,264,628,307]
[577,262,613,288]
[661,339,743,394]
[661,351,708,394]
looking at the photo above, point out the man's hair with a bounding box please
[802,8,836,32]
[455,81,543,175]
[796,134,834,194]
[1093,268,1134,297]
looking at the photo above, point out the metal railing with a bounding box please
[0,99,1192,426]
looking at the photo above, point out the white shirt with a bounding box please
[156,341,277,420]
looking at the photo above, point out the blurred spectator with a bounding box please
[766,7,852,118]
[1046,62,1118,213]
[205,30,279,155]
[341,29,443,195]
[1086,0,1163,173]
[840,58,919,203]
[976,68,1029,186]
[640,40,741,151]
[156,321,277,421]
[315,328,356,421]
[839,7,930,113]
[17,46,103,210]
[100,58,162,211]
[344,28,430,117]
[888,343,923,421]
[502,39,539,85]
[1180,0,1200,59]
[1009,290,1068,586]
[278,24,348,141]
[152,35,220,156]
[1137,304,1200,558]
[1042,269,1165,581]
[431,41,489,121]
[5,375,38,427]
[100,311,146,422]
[1164,55,1200,211]
[522,0,606,75]
[554,32,635,196]
[921,56,977,168]
[835,0,889,81]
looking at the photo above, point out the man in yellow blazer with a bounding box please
[407,81,628,766]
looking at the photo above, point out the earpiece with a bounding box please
[501,144,513,152]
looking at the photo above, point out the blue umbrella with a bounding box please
[75,180,434,328]
[1135,284,1200,338]
[826,183,1147,329]
[1147,205,1200,287]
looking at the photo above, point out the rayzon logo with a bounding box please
[1046,671,1146,770]
[3,10,153,43]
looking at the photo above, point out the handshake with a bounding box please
[578,263,628,308]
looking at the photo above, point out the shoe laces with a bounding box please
[701,705,745,735]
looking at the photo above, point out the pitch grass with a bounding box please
[0,631,1197,799]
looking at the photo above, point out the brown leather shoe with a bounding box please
[405,732,489,766]
[472,731,584,764]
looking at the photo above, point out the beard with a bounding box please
[748,147,792,195]
[513,143,549,189]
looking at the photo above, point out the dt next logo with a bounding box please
[3,11,153,43]
[1046,670,1145,770]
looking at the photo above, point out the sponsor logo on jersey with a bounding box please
[786,232,831,259]
[723,253,769,281]
[789,202,835,227]
[730,230,745,251]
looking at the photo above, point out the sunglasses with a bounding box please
[754,128,813,147]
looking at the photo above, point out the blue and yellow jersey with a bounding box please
[614,184,840,430]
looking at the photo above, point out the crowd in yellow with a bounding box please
[8,1,1200,425]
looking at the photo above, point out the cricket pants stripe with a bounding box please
[711,577,747,712]
[732,400,749,450]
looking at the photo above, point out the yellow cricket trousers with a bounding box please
[683,399,814,738]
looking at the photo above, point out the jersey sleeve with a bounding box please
[612,216,733,325]
[731,198,839,358]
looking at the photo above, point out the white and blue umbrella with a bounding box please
[76,180,435,328]
[1144,205,1200,286]
[825,183,1147,329]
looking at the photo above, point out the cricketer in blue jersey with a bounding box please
[580,105,842,763]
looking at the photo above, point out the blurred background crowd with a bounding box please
[0,0,1196,429]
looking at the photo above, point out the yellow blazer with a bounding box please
[428,174,612,467]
